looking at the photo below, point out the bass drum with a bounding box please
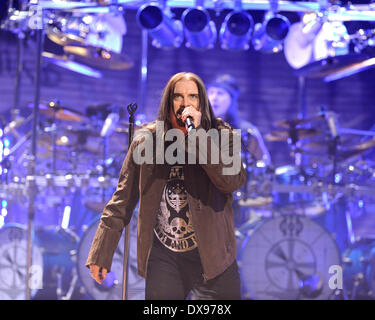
[0,224,79,300]
[238,215,342,300]
[343,237,375,299]
[76,213,145,300]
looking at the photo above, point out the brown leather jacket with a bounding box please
[86,118,246,281]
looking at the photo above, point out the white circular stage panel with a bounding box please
[238,215,341,300]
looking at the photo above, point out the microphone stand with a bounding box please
[121,102,137,300]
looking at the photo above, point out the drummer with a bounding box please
[206,74,272,226]
[206,74,271,166]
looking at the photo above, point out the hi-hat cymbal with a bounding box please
[294,54,368,78]
[265,128,321,142]
[63,45,133,70]
[28,101,87,122]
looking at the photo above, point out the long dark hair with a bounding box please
[157,72,217,132]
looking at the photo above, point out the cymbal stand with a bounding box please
[241,130,259,200]
[25,5,45,300]
[325,113,357,246]
[101,135,108,203]
[13,29,26,122]
[50,102,61,174]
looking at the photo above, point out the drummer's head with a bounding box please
[207,74,240,124]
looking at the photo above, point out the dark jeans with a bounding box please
[145,236,241,300]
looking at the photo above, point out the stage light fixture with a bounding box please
[136,3,183,49]
[219,11,254,50]
[181,7,216,50]
[252,12,290,53]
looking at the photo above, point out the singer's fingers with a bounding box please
[181,106,198,120]
[89,264,103,284]
[100,267,108,281]
[181,106,201,127]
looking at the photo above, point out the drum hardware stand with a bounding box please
[325,111,357,247]
[0,116,11,184]
[297,76,307,120]
[25,5,45,300]
[122,102,137,301]
[12,27,26,123]
[47,101,60,175]
[62,267,79,300]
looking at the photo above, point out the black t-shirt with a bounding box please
[154,165,198,252]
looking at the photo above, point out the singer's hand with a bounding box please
[89,264,107,284]
[181,106,201,128]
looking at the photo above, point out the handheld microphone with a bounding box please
[185,116,195,133]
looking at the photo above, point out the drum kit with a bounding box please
[0,0,145,300]
[0,98,148,300]
[235,109,375,300]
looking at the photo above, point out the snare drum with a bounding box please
[0,224,79,300]
[238,215,342,300]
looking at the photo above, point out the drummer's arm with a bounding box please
[246,125,272,166]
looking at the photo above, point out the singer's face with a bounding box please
[172,79,200,128]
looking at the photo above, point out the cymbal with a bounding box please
[349,138,375,151]
[302,137,375,154]
[265,128,320,142]
[28,101,87,122]
[43,51,102,78]
[274,115,325,129]
[294,54,368,78]
[63,45,133,70]
[46,27,86,47]
[336,149,366,162]
[324,57,375,82]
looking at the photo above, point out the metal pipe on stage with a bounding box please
[139,29,148,111]
[25,5,45,300]
[13,34,25,121]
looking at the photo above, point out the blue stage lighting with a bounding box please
[220,11,254,51]
[136,3,183,49]
[182,7,216,50]
[252,13,290,53]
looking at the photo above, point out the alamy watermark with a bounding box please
[328,265,343,290]
[132,120,242,175]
